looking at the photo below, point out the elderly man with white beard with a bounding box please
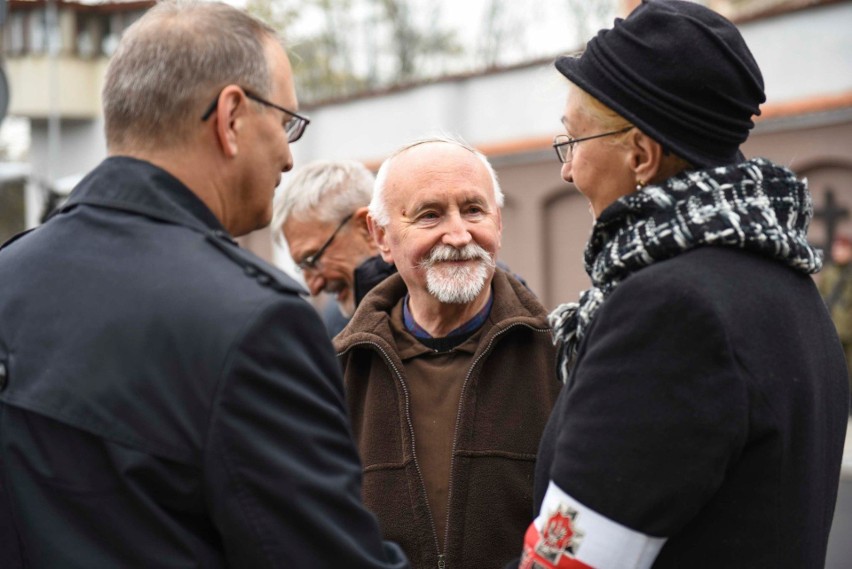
[333,135,561,569]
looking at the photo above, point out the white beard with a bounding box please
[421,243,495,304]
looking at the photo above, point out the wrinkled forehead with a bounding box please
[384,143,496,204]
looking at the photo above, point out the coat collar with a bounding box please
[58,156,228,237]
[334,268,551,355]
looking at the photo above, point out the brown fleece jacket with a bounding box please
[334,269,561,569]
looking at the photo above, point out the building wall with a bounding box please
[745,114,852,251]
[281,1,852,308]
[2,0,151,228]
[291,63,566,167]
[7,56,106,118]
[29,116,104,179]
[488,155,593,307]
[344,110,852,311]
[486,115,852,311]
[4,1,850,298]
[744,2,852,103]
[0,177,26,243]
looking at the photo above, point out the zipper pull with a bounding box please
[438,554,446,569]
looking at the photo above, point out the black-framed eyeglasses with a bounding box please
[553,126,634,163]
[296,213,354,271]
[200,87,311,143]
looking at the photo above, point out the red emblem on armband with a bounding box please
[520,506,589,569]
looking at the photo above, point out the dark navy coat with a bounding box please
[534,247,849,568]
[0,157,408,569]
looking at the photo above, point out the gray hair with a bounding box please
[272,160,375,244]
[369,134,504,227]
[103,0,278,152]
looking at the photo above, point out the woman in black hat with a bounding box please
[516,1,849,568]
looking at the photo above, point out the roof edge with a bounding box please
[357,90,852,168]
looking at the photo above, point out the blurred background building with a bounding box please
[3,0,849,308]
[0,0,850,565]
[0,0,154,239]
[290,0,852,308]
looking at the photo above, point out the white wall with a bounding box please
[742,2,852,104]
[293,2,852,166]
[291,62,566,166]
[21,2,852,233]
[29,117,105,184]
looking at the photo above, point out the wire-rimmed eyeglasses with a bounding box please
[553,126,634,163]
[296,213,354,271]
[200,87,311,143]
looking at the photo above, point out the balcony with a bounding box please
[2,0,154,120]
[6,54,107,119]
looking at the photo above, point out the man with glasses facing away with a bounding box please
[0,2,408,568]
[273,160,391,336]
[333,135,562,569]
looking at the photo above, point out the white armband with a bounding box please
[520,480,667,569]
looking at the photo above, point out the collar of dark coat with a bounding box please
[334,267,551,356]
[54,156,305,296]
[354,254,398,308]
[57,156,227,235]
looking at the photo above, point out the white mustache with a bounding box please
[420,243,495,269]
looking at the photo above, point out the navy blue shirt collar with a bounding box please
[403,290,494,340]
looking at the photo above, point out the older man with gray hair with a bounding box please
[0,2,407,568]
[273,160,393,333]
[334,135,561,569]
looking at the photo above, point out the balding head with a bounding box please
[367,136,503,323]
[369,135,504,228]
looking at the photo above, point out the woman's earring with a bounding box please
[635,179,646,191]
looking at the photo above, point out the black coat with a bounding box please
[0,157,408,569]
[533,247,849,568]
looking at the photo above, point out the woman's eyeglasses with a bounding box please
[553,126,634,163]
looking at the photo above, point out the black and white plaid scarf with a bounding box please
[549,158,822,384]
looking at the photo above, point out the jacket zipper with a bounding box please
[339,340,444,567]
[440,324,550,568]
[341,324,552,569]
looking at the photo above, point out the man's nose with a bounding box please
[561,161,573,183]
[442,213,473,249]
[305,270,325,296]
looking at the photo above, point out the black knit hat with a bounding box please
[555,0,765,168]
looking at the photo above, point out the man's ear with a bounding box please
[353,206,372,239]
[354,206,382,255]
[628,129,664,186]
[366,214,393,264]
[495,206,503,251]
[212,85,248,158]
